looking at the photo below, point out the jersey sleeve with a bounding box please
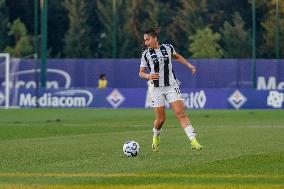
[140,51,148,67]
[166,44,177,55]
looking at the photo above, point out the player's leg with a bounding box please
[170,100,190,129]
[151,87,166,152]
[167,86,203,150]
[152,106,165,152]
[153,106,166,130]
[170,100,203,150]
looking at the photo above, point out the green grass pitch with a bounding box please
[0,109,283,189]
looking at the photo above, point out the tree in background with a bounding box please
[83,0,104,58]
[123,0,145,56]
[4,18,33,57]
[0,0,9,51]
[220,12,251,58]
[48,0,68,57]
[96,0,163,58]
[261,0,284,58]
[6,0,34,35]
[96,0,119,58]
[124,0,165,57]
[166,0,208,57]
[206,0,251,33]
[189,27,223,58]
[3,0,282,59]
[63,0,92,58]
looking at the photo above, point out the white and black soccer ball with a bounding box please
[122,141,140,157]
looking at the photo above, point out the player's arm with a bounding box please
[139,67,159,80]
[173,53,196,74]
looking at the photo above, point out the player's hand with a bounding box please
[191,66,196,74]
[149,73,159,80]
[187,63,196,74]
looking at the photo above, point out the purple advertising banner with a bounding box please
[4,88,284,109]
[1,59,284,109]
[1,59,284,89]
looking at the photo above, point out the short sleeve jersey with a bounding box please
[140,44,178,87]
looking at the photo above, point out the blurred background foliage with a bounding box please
[0,0,283,58]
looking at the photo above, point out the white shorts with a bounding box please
[149,83,183,107]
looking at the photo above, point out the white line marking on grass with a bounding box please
[0,184,284,189]
[0,173,283,179]
[246,125,284,128]
[206,125,284,128]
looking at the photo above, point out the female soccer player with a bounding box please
[139,27,203,152]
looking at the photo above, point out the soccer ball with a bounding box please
[122,141,140,157]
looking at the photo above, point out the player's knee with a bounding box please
[175,111,187,120]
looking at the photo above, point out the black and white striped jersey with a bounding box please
[140,44,178,87]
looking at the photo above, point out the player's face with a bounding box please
[144,34,158,48]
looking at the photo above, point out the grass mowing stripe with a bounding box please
[0,184,283,189]
[0,173,283,179]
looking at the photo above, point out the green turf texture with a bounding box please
[0,109,283,188]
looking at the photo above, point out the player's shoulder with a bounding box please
[141,49,149,57]
[142,49,148,56]
[141,49,150,63]
[162,43,175,53]
[163,43,174,48]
